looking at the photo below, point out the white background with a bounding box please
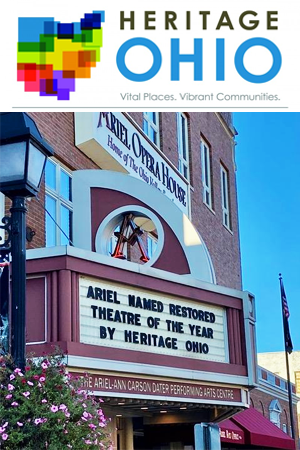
[0,0,299,111]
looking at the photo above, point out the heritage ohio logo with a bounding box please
[17,11,105,100]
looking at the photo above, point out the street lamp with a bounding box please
[0,113,53,369]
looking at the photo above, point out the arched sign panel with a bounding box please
[73,170,216,283]
[74,112,189,215]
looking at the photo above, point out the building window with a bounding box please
[282,424,287,433]
[45,159,72,247]
[295,371,300,395]
[269,400,282,428]
[143,112,160,147]
[177,113,189,180]
[147,234,157,259]
[200,139,213,209]
[220,164,231,230]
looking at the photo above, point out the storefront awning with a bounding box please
[220,419,245,444]
[221,407,295,449]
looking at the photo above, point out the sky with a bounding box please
[234,113,300,354]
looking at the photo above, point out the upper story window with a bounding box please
[269,400,282,428]
[45,159,72,247]
[295,371,300,396]
[220,164,231,230]
[200,139,213,209]
[177,113,189,180]
[147,233,157,259]
[143,112,160,147]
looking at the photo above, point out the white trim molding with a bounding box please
[72,170,216,284]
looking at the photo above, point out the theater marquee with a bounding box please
[79,276,228,363]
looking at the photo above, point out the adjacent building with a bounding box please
[218,365,298,450]
[258,351,300,442]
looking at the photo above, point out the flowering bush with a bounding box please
[0,352,112,449]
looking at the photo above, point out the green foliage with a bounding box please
[0,351,112,449]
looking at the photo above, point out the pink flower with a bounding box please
[5,394,12,399]
[83,411,89,418]
[89,423,96,430]
[65,412,70,418]
[11,402,19,407]
[59,404,67,411]
[17,422,23,427]
[2,434,8,441]
[2,423,8,428]
[0,427,5,433]
[27,381,34,386]
[33,375,39,380]
[39,377,45,382]
[82,403,87,408]
[22,391,30,398]
[34,418,43,425]
[42,399,47,403]
[7,384,14,391]
[50,405,58,413]
[9,374,15,381]
[85,440,92,445]
[41,362,48,370]
[14,368,22,374]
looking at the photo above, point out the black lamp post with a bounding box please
[0,113,53,369]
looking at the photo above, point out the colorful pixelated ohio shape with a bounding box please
[17,11,104,100]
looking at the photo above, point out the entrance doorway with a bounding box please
[133,423,195,450]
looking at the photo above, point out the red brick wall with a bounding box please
[13,112,242,289]
[24,113,98,248]
[29,112,98,171]
[128,112,242,289]
[251,388,299,440]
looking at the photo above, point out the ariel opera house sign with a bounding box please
[25,120,257,443]
[74,112,189,215]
